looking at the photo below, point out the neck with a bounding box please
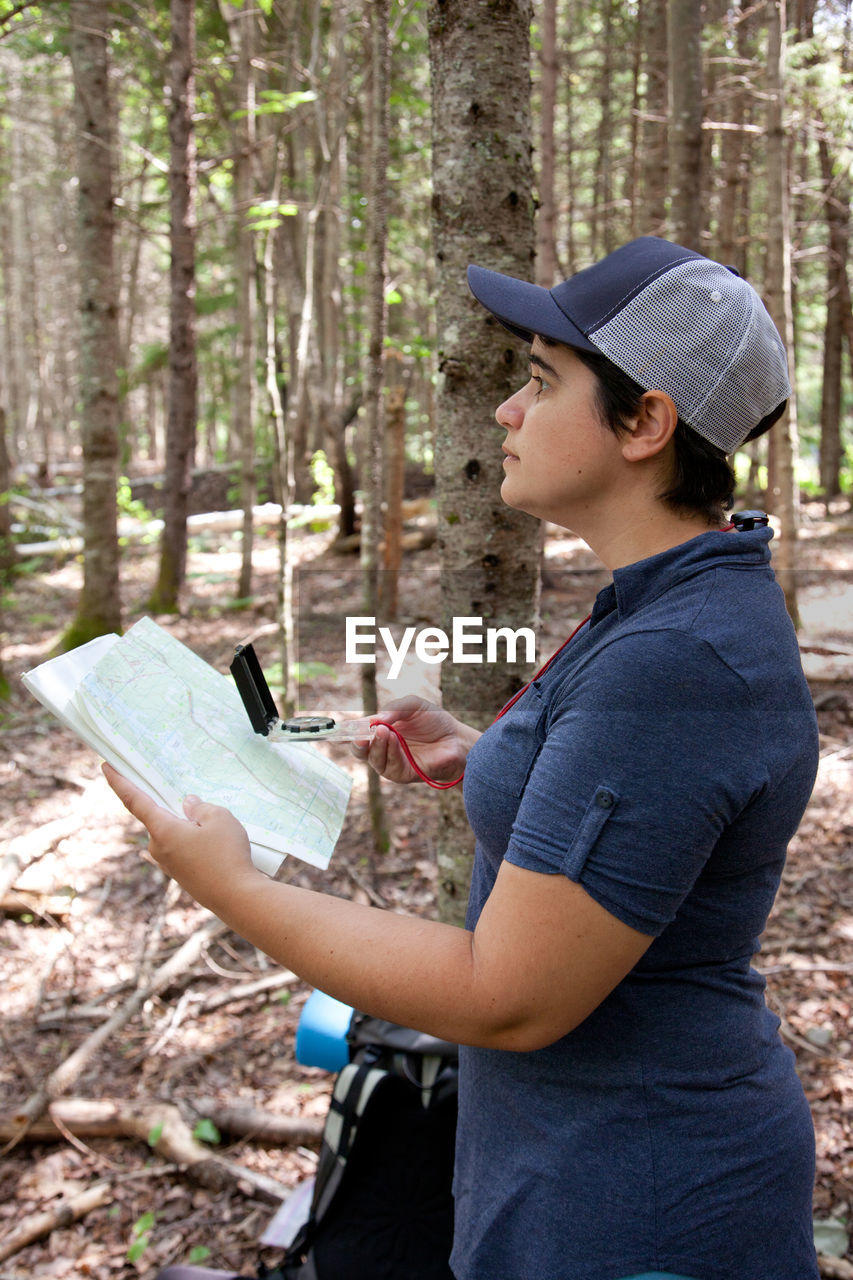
[574,503,720,572]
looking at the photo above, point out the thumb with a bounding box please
[182,793,207,822]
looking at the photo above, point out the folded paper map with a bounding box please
[22,617,352,875]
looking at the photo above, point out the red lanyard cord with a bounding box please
[371,613,592,790]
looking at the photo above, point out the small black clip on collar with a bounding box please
[731,510,769,531]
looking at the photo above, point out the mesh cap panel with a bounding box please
[589,261,791,453]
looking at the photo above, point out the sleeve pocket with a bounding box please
[561,785,619,879]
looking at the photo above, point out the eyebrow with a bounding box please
[529,351,560,381]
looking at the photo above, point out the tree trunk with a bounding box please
[62,0,122,650]
[667,0,704,248]
[764,0,801,627]
[593,0,616,256]
[381,353,409,620]
[429,0,541,925]
[149,0,198,613]
[640,0,668,236]
[536,0,559,285]
[221,0,258,603]
[716,0,752,274]
[817,135,849,503]
[361,0,391,856]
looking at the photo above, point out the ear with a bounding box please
[620,390,678,462]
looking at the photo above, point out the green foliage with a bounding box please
[235,88,317,120]
[147,1121,164,1147]
[117,477,153,525]
[190,1246,213,1264]
[246,198,300,232]
[127,1212,155,1264]
[192,1118,221,1145]
[291,660,337,685]
[309,450,336,506]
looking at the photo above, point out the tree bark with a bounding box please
[764,0,801,627]
[640,0,668,236]
[149,0,198,612]
[817,134,849,503]
[62,0,122,649]
[361,0,391,855]
[536,0,560,285]
[428,0,541,924]
[667,0,704,248]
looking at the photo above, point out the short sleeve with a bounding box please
[504,629,766,935]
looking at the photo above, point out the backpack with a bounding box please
[277,1013,458,1280]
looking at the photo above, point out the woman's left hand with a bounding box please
[101,762,262,913]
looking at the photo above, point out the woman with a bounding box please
[104,237,819,1280]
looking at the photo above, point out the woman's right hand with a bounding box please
[350,695,480,785]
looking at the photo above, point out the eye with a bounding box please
[531,373,550,396]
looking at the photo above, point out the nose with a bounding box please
[495,387,526,430]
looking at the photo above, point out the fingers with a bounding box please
[102,762,169,831]
[370,695,426,728]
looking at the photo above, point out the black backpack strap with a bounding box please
[313,1060,388,1220]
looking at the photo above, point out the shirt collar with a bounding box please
[589,527,774,627]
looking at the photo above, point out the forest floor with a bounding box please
[1,504,853,1279]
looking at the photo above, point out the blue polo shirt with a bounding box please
[452,528,819,1280]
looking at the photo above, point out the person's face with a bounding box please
[495,339,626,529]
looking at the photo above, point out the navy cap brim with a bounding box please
[467,264,599,352]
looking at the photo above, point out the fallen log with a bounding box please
[0,1097,323,1149]
[0,1100,295,1264]
[193,1097,323,1146]
[0,1181,113,1265]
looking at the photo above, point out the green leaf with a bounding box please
[127,1212,155,1263]
[147,1122,164,1147]
[189,1246,213,1263]
[193,1118,221,1145]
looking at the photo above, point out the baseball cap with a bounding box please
[467,236,790,454]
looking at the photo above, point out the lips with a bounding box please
[502,446,519,461]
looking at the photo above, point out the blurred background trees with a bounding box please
[0,0,850,907]
[0,0,848,562]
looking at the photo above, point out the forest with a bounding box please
[1,0,852,1276]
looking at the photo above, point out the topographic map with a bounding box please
[23,617,352,874]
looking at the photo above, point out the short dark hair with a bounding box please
[568,345,747,525]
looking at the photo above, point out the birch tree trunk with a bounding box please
[149,0,197,613]
[62,0,122,649]
[764,0,801,627]
[429,0,541,924]
[667,0,703,248]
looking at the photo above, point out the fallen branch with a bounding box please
[0,1097,323,1150]
[0,1181,113,1265]
[192,1097,324,1146]
[0,1100,295,1264]
[197,967,299,1013]
[9,916,228,1143]
[0,889,72,919]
